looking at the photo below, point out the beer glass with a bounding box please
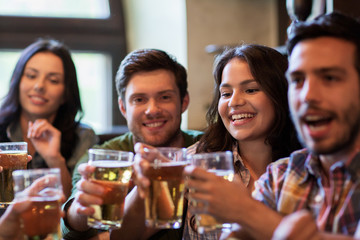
[189,151,234,233]
[87,149,134,230]
[144,147,187,229]
[0,142,28,209]
[12,168,63,240]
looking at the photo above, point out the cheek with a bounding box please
[217,100,228,120]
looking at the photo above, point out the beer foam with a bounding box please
[0,150,27,154]
[208,169,234,177]
[90,160,133,168]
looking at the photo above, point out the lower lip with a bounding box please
[304,121,331,139]
[30,98,46,105]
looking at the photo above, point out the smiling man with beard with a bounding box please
[61,49,202,240]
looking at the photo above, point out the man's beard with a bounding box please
[292,102,360,155]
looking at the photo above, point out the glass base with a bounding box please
[145,219,182,229]
[0,202,12,217]
[87,217,121,230]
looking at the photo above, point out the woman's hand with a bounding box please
[184,165,249,224]
[27,119,63,168]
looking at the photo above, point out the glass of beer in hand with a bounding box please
[143,147,187,229]
[0,142,28,209]
[87,149,134,230]
[190,151,234,233]
[13,168,63,240]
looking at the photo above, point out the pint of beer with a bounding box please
[189,151,234,233]
[87,149,134,230]
[143,147,187,229]
[12,168,63,240]
[0,142,28,209]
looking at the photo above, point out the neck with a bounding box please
[319,141,360,177]
[238,138,272,179]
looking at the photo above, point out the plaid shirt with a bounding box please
[253,148,360,235]
[183,143,250,240]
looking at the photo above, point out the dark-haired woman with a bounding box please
[183,44,301,239]
[0,39,98,198]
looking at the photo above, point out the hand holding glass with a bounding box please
[87,149,134,230]
[189,151,234,233]
[142,147,187,229]
[12,168,63,240]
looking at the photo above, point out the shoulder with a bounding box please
[182,130,203,147]
[265,148,309,180]
[99,132,134,152]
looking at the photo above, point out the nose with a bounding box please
[228,91,246,108]
[145,99,161,116]
[33,77,45,92]
[299,77,321,104]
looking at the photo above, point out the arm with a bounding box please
[272,210,360,240]
[27,119,72,198]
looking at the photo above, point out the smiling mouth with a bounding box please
[231,113,255,122]
[29,95,47,104]
[143,121,165,128]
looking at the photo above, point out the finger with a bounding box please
[76,179,105,197]
[75,190,103,208]
[77,163,95,179]
[184,165,212,181]
[29,120,51,138]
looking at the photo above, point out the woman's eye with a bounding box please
[49,78,60,84]
[245,88,259,94]
[24,73,36,79]
[220,92,231,98]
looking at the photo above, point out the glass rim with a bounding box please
[88,148,134,156]
[191,151,232,158]
[12,168,60,177]
[0,141,27,146]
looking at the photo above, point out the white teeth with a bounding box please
[146,122,163,128]
[232,113,254,121]
[308,124,327,131]
[30,96,46,102]
[304,115,325,121]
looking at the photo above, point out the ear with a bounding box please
[181,93,189,113]
[118,97,127,119]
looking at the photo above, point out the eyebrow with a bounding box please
[24,67,63,76]
[220,79,256,88]
[286,67,346,77]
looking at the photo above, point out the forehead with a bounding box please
[125,69,179,97]
[26,52,64,70]
[288,37,356,73]
[221,58,253,84]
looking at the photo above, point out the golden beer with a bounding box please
[144,162,187,228]
[0,151,27,207]
[21,197,61,240]
[196,169,234,233]
[87,160,133,230]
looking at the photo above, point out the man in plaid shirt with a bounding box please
[253,12,360,239]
